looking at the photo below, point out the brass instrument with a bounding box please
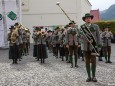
[37,31,46,38]
[10,27,19,43]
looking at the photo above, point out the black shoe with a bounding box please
[70,65,73,68]
[82,59,84,61]
[105,61,108,63]
[67,61,70,63]
[43,60,45,63]
[75,65,79,68]
[86,77,92,82]
[19,59,21,61]
[56,56,58,58]
[12,62,15,64]
[92,77,97,82]
[108,61,112,63]
[15,62,18,64]
[98,59,103,61]
[37,59,39,61]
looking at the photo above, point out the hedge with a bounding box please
[94,20,115,43]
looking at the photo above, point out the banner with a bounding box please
[4,0,18,31]
[0,0,5,47]
[0,0,21,48]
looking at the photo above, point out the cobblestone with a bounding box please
[0,44,115,86]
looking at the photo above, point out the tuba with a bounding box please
[10,27,19,43]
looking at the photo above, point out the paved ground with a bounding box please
[0,44,115,86]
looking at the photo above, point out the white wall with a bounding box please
[22,0,91,43]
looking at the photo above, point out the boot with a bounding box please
[75,55,78,67]
[86,64,91,82]
[62,56,64,61]
[82,57,84,61]
[92,77,97,82]
[67,55,70,63]
[65,55,68,61]
[98,57,103,61]
[70,55,73,68]
[15,59,18,64]
[91,64,96,79]
[105,54,108,63]
[12,59,15,64]
[43,59,45,63]
[108,54,112,63]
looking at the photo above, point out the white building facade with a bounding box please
[22,0,91,43]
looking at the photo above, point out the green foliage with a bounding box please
[94,20,115,33]
[95,21,115,43]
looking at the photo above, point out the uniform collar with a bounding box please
[85,23,92,27]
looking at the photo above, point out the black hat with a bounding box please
[82,13,94,21]
[69,21,76,25]
[55,27,60,30]
[64,25,69,28]
[71,21,76,24]
[35,27,41,31]
[48,30,52,33]
[61,29,64,32]
[9,26,15,29]
[14,22,19,26]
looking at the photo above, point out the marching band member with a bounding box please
[46,30,52,53]
[15,23,23,60]
[81,13,101,82]
[22,28,28,56]
[51,31,56,56]
[98,30,103,61]
[102,27,113,63]
[59,29,65,61]
[25,28,31,55]
[8,26,19,64]
[65,21,79,68]
[54,27,60,58]
[32,27,39,60]
[64,25,70,63]
[37,30,48,63]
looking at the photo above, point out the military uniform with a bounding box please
[46,30,52,53]
[8,26,19,64]
[22,30,28,56]
[25,29,31,55]
[102,30,113,63]
[37,32,48,63]
[65,22,79,68]
[16,24,24,60]
[51,32,57,56]
[53,27,60,58]
[81,13,101,82]
[59,29,65,61]
[32,29,39,59]
[98,31,104,61]
[64,25,70,63]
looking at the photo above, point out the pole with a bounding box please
[56,2,71,22]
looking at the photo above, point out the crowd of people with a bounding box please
[8,13,113,82]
